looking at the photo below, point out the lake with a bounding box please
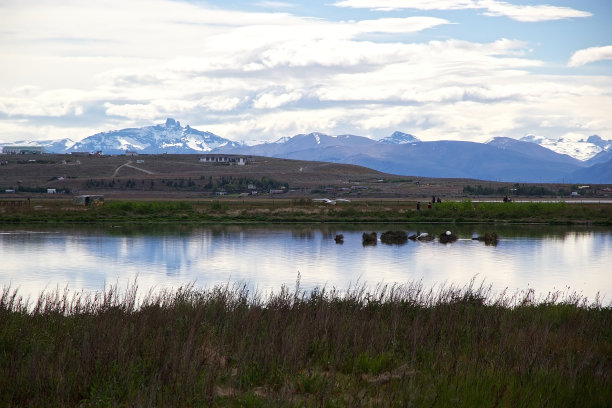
[1,224,610,303]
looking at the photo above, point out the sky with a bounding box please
[0,0,611,145]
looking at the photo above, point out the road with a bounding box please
[112,160,155,177]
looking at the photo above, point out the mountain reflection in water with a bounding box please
[1,224,610,303]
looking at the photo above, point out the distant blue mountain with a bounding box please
[2,120,610,183]
[586,149,612,166]
[215,132,608,183]
[570,159,612,184]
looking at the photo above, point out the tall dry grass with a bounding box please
[1,278,610,407]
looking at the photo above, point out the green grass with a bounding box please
[1,199,611,225]
[410,200,611,224]
[1,280,610,407]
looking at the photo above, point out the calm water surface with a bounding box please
[1,224,610,302]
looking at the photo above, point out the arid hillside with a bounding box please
[0,154,477,199]
[1,153,608,200]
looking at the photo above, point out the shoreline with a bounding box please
[1,198,611,226]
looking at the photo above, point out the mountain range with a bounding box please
[1,119,610,183]
[2,118,240,155]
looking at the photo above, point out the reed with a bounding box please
[1,279,609,407]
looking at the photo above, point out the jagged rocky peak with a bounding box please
[585,135,607,148]
[380,131,420,144]
[165,118,181,128]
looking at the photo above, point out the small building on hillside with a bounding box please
[2,146,45,155]
[199,155,252,165]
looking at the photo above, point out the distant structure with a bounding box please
[71,151,103,156]
[73,195,104,206]
[2,146,45,155]
[199,155,252,165]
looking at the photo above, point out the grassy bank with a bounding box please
[1,281,610,407]
[1,198,611,225]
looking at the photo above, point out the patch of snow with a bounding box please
[186,137,210,152]
[520,134,604,161]
[117,138,146,150]
[273,136,292,144]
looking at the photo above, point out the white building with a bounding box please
[199,154,252,165]
[2,146,45,155]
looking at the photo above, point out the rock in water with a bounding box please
[380,230,408,245]
[439,231,458,243]
[362,232,377,246]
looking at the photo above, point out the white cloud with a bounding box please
[333,0,476,12]
[198,96,244,112]
[353,17,450,34]
[480,1,592,22]
[333,0,592,22]
[0,88,88,117]
[206,108,345,142]
[0,0,609,145]
[315,39,539,104]
[0,120,99,143]
[104,103,160,120]
[253,90,304,109]
[255,1,295,8]
[568,46,612,67]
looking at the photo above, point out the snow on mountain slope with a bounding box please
[519,134,610,161]
[0,138,76,153]
[67,118,239,154]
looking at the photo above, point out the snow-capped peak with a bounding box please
[53,118,240,154]
[519,134,609,161]
[379,131,420,144]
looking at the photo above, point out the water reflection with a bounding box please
[1,225,610,303]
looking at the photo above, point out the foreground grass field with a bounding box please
[1,280,609,407]
[1,198,611,225]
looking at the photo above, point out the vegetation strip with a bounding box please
[1,280,609,407]
[1,199,611,225]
